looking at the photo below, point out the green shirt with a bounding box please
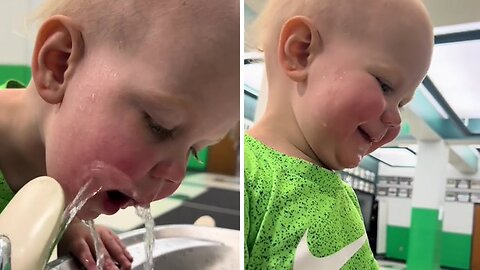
[0,80,25,212]
[244,134,378,269]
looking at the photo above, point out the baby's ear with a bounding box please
[278,16,321,82]
[31,15,84,104]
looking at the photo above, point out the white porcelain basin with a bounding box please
[46,225,239,270]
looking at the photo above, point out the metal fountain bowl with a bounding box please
[45,224,240,270]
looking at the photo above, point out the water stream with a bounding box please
[47,178,102,266]
[46,161,158,269]
[135,205,155,270]
[85,220,106,270]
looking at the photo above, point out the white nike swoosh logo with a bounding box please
[293,230,367,270]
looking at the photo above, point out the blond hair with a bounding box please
[32,0,156,51]
[33,0,78,22]
[250,0,336,53]
[252,0,432,56]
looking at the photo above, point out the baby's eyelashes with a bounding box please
[375,77,393,93]
[145,114,175,141]
[190,147,203,164]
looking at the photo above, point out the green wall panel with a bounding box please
[386,224,471,270]
[187,148,208,171]
[407,208,442,270]
[440,232,471,270]
[386,226,410,260]
[0,65,31,85]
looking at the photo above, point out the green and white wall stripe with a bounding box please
[407,208,443,270]
[382,206,472,270]
[406,141,448,270]
[441,202,473,270]
[378,161,476,270]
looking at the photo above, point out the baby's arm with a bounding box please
[57,217,133,270]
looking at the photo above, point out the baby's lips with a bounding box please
[120,201,150,210]
[121,202,132,209]
[121,199,139,209]
[137,203,150,208]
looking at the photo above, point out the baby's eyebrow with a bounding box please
[400,96,414,107]
[143,89,191,110]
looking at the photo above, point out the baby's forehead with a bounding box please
[39,0,238,53]
[131,1,239,66]
[309,0,427,33]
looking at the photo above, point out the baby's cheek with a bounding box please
[377,127,400,148]
[153,181,182,201]
[98,144,157,182]
[366,127,401,155]
[362,75,385,99]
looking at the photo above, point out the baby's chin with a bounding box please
[330,155,362,171]
[74,208,101,221]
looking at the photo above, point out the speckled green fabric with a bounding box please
[0,171,14,213]
[244,134,378,269]
[0,80,24,212]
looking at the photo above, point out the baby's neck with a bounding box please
[248,116,329,169]
[0,88,47,192]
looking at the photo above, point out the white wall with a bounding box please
[376,197,413,254]
[0,0,40,66]
[378,164,415,178]
[379,160,480,179]
[379,197,412,227]
[443,202,474,234]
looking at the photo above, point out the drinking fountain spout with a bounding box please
[0,235,11,270]
[0,176,65,270]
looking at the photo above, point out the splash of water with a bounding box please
[62,180,102,231]
[85,220,106,270]
[47,178,102,264]
[135,205,155,270]
[46,161,160,269]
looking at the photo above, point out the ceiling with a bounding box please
[244,0,480,172]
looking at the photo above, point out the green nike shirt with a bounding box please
[244,134,379,269]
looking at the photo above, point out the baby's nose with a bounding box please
[148,159,187,184]
[382,107,402,127]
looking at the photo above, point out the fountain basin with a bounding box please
[46,224,239,270]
